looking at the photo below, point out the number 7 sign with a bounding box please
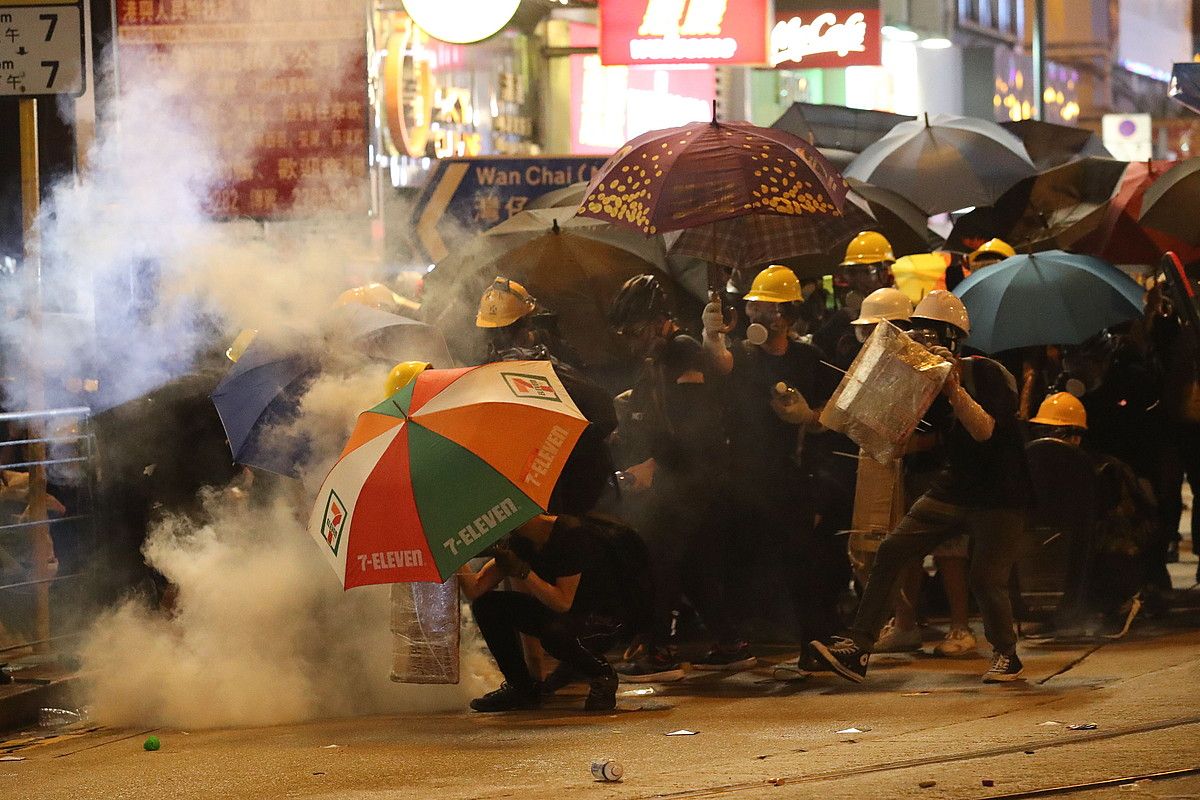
[0,1,86,97]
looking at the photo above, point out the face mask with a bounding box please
[854,324,874,344]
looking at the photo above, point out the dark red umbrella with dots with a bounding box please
[576,116,850,297]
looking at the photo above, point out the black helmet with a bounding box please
[609,274,670,332]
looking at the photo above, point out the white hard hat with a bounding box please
[852,287,914,326]
[912,290,971,335]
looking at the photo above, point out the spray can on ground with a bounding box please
[591,758,624,782]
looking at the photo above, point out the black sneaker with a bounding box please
[982,650,1024,683]
[469,683,541,712]
[583,667,619,711]
[540,663,578,698]
[692,642,757,671]
[810,636,869,684]
[616,651,685,683]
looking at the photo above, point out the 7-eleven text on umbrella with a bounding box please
[524,425,570,488]
[358,549,426,572]
[444,497,520,556]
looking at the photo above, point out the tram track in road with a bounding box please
[637,715,1200,799]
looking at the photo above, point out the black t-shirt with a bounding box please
[508,516,619,617]
[726,338,835,477]
[925,356,1031,509]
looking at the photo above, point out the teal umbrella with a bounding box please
[952,250,1145,353]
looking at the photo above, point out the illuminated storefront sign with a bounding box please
[400,0,521,45]
[600,0,771,66]
[769,7,881,69]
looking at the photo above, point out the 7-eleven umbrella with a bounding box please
[307,361,588,588]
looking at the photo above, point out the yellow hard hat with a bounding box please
[1030,392,1087,429]
[336,282,404,312]
[743,265,803,303]
[225,328,259,363]
[841,231,895,266]
[476,277,536,328]
[385,361,431,397]
[968,238,1016,267]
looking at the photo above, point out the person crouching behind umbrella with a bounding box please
[458,514,622,713]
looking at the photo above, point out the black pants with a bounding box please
[848,496,1026,654]
[471,592,612,692]
[639,475,740,648]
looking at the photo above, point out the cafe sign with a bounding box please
[599,0,771,66]
[769,6,881,69]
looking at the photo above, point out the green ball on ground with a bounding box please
[143,735,161,751]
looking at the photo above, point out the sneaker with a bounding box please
[982,650,1024,683]
[583,667,619,711]
[469,682,541,712]
[809,636,869,684]
[616,651,685,683]
[873,619,923,653]
[691,642,757,671]
[934,627,978,657]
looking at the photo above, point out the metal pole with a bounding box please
[18,98,55,654]
[1032,0,1046,120]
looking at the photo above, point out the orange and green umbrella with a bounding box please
[306,360,588,588]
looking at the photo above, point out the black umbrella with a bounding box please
[846,178,942,257]
[1139,157,1200,245]
[771,102,914,154]
[1001,120,1112,170]
[1169,62,1200,115]
[951,157,1127,252]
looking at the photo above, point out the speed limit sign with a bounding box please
[0,0,86,96]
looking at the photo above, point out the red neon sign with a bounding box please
[600,0,771,66]
[770,8,881,69]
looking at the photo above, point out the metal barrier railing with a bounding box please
[0,407,96,659]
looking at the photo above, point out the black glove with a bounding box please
[492,544,531,579]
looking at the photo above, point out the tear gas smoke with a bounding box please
[8,1,496,727]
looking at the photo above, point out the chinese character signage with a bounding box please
[599,0,771,66]
[411,157,609,263]
[770,5,881,69]
[0,1,87,97]
[116,0,369,219]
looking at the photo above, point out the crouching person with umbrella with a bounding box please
[458,516,623,712]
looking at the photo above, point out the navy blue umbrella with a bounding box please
[211,305,450,476]
[952,250,1145,353]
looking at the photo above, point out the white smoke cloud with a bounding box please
[22,1,497,727]
[80,489,494,728]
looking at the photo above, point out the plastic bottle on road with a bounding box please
[38,707,87,728]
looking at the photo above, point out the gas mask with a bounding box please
[745,302,784,346]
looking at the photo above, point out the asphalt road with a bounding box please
[6,603,1200,800]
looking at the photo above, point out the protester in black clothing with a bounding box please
[609,275,749,680]
[459,514,621,713]
[702,266,841,654]
[812,291,1032,685]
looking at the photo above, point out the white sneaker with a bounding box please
[873,619,922,653]
[934,627,978,657]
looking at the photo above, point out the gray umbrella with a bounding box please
[846,113,1037,215]
[771,102,915,154]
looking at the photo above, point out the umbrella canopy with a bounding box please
[1001,120,1112,170]
[526,181,589,210]
[482,206,666,268]
[424,226,676,367]
[669,199,871,271]
[1077,161,1200,265]
[771,102,914,154]
[953,250,1145,353]
[846,113,1036,215]
[1169,63,1200,115]
[952,157,1127,252]
[1139,157,1200,245]
[577,119,848,235]
[211,305,451,476]
[846,177,942,256]
[306,360,588,588]
[892,253,951,303]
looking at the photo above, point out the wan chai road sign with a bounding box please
[0,0,86,97]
